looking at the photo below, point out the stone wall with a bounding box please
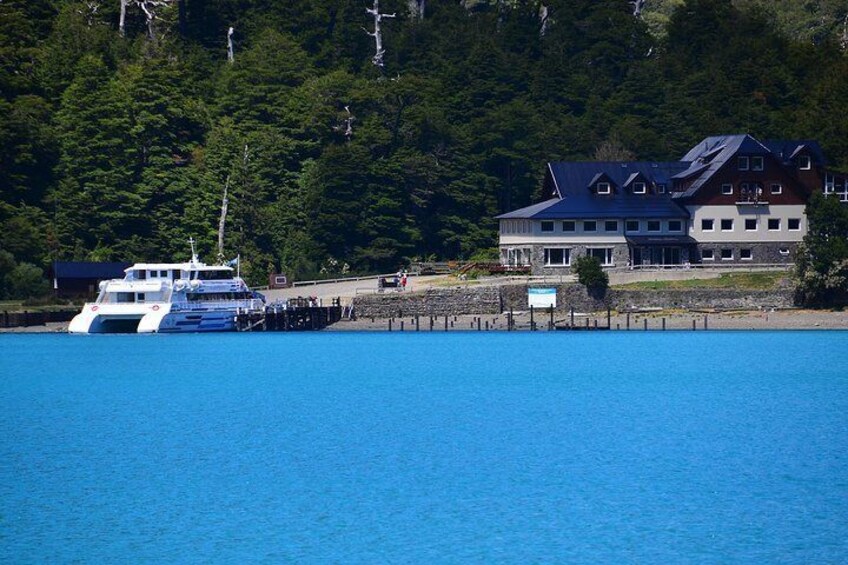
[353,283,796,318]
[353,286,502,318]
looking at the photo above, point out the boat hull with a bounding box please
[69,304,238,334]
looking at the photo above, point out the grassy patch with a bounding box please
[612,272,788,291]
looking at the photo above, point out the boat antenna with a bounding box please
[189,237,198,264]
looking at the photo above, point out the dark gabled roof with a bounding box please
[497,161,690,220]
[497,133,829,222]
[675,134,828,199]
[496,199,560,219]
[763,139,826,166]
[548,161,688,194]
[675,134,772,198]
[587,172,615,188]
[51,261,131,279]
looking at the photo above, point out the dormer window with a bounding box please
[752,156,764,171]
[738,156,749,171]
[798,155,811,170]
[633,182,646,194]
[597,182,611,194]
[657,184,666,194]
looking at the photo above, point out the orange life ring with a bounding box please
[152,305,160,311]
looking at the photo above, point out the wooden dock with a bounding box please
[235,301,344,332]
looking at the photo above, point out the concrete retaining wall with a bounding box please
[352,283,796,317]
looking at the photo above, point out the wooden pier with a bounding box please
[235,300,344,332]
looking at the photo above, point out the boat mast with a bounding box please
[189,236,198,265]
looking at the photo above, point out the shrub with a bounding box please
[574,256,609,296]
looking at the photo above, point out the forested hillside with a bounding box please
[2,0,848,290]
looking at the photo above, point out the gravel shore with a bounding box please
[2,309,845,333]
[328,309,848,332]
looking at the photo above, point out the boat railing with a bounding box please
[171,299,264,312]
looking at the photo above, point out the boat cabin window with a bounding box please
[116,292,135,303]
[136,270,147,280]
[172,269,181,280]
[197,269,232,281]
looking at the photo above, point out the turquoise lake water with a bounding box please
[1,331,847,562]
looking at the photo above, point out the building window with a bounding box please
[657,184,667,194]
[541,221,554,232]
[722,183,733,195]
[626,220,640,232]
[597,182,611,194]
[779,247,791,256]
[799,155,811,170]
[788,218,801,231]
[745,218,757,231]
[544,248,571,267]
[825,173,835,193]
[668,220,682,232]
[701,249,715,261]
[647,220,661,232]
[771,183,782,195]
[633,182,646,194]
[605,220,618,232]
[589,248,613,266]
[752,156,764,171]
[721,249,733,260]
[583,221,597,232]
[740,249,752,261]
[562,220,575,232]
[701,219,714,231]
[738,156,749,171]
[768,218,780,231]
[721,219,733,231]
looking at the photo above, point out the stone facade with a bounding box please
[692,242,798,264]
[529,244,630,276]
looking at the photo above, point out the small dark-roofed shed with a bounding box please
[50,261,131,298]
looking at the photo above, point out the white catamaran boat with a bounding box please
[69,241,264,334]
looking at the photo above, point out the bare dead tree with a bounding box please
[79,1,100,26]
[340,106,356,141]
[217,174,230,264]
[841,13,848,50]
[119,0,128,35]
[119,0,173,40]
[539,4,550,37]
[408,0,425,20]
[630,0,646,18]
[365,0,396,68]
[227,27,235,63]
[136,0,174,40]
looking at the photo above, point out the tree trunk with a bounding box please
[539,4,550,37]
[218,175,230,262]
[630,0,646,18]
[119,0,127,36]
[227,27,235,63]
[366,0,396,68]
[408,0,424,20]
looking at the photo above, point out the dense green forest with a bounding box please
[2,0,848,292]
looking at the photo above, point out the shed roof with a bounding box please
[51,261,132,279]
